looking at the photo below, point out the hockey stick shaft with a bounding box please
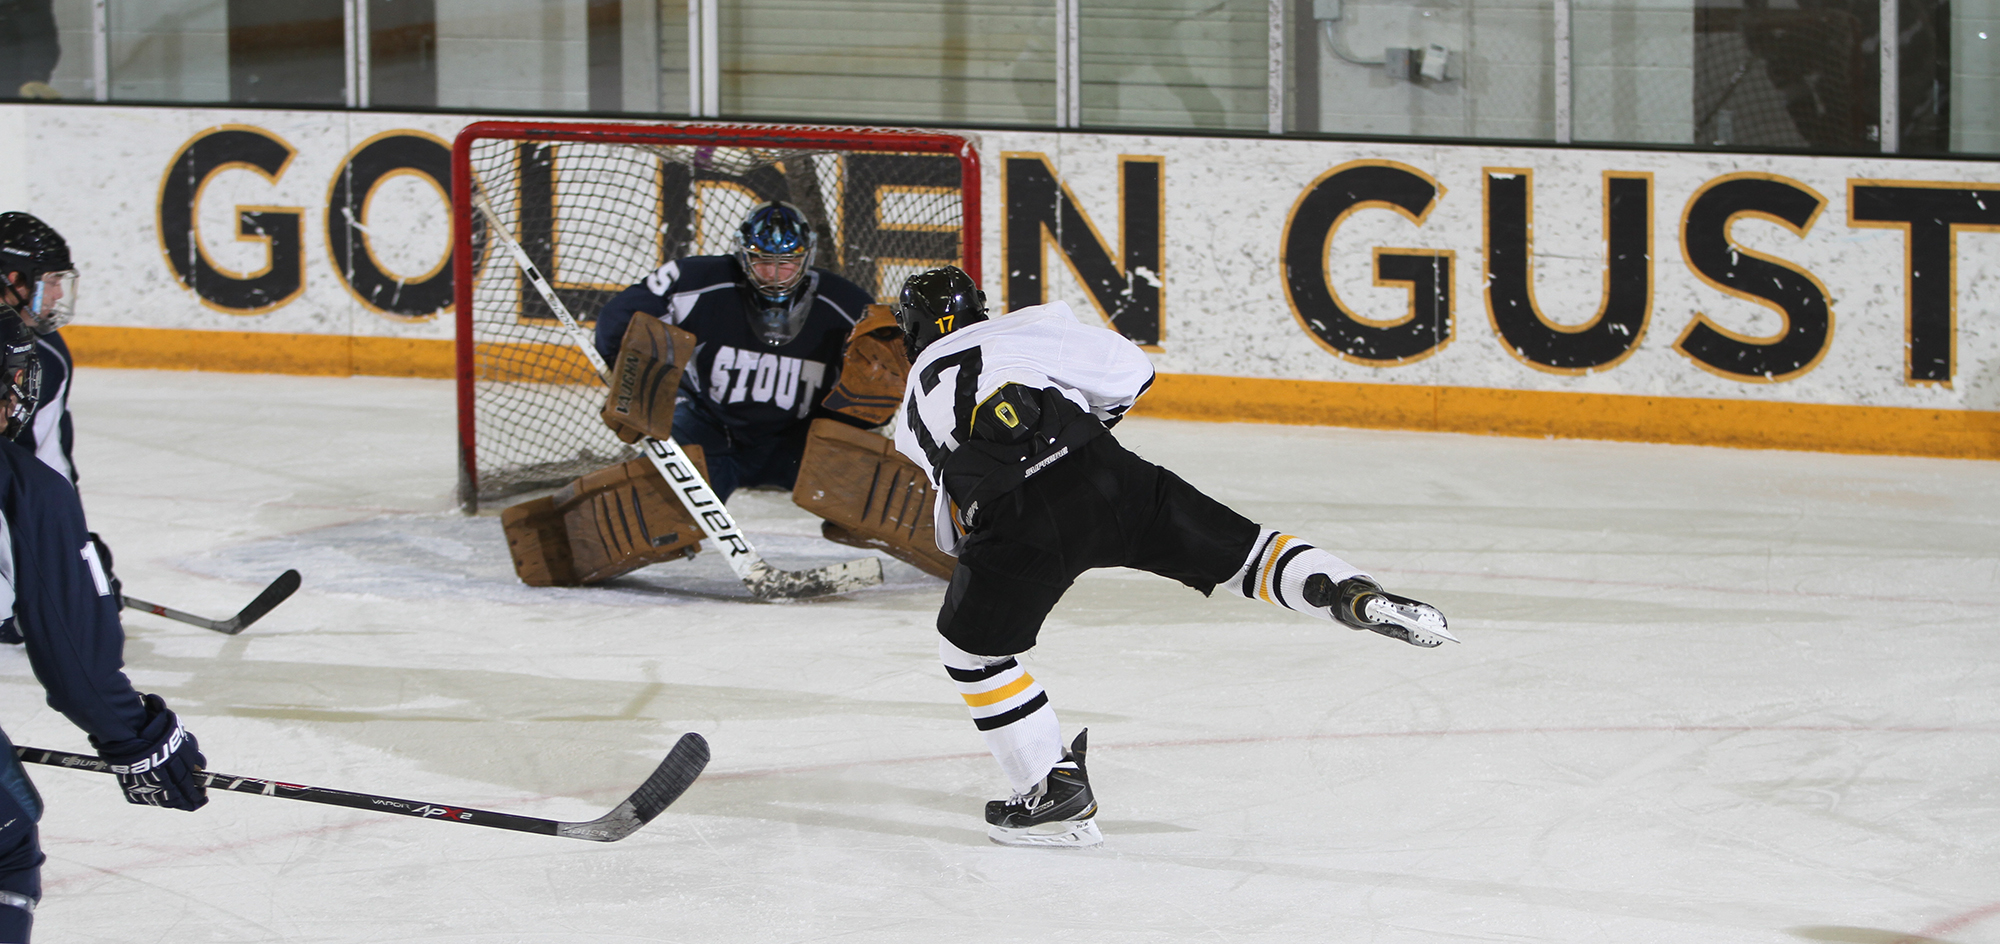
[121,569,302,636]
[469,190,879,599]
[17,733,709,843]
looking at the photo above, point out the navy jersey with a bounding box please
[593,256,869,446]
[18,330,74,484]
[0,440,148,751]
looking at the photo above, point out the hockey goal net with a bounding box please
[451,121,981,511]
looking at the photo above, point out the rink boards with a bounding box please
[3,103,1996,458]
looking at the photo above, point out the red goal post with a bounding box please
[450,120,982,512]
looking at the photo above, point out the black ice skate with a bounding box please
[1303,575,1458,647]
[985,730,1102,847]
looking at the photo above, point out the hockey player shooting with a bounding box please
[890,266,1456,847]
[0,302,209,942]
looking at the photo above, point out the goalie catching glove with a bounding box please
[91,693,207,811]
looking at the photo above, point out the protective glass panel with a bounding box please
[1573,0,1695,144]
[1077,0,1271,131]
[1311,0,1559,140]
[717,0,1055,125]
[1956,0,2000,152]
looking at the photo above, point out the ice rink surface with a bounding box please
[4,367,1996,944]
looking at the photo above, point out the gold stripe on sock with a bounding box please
[961,673,1036,708]
[1258,534,1296,603]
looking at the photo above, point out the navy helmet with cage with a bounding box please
[0,303,41,441]
[894,266,987,362]
[734,202,818,345]
[0,212,77,333]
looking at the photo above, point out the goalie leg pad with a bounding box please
[601,313,697,444]
[501,447,711,586]
[792,418,957,579]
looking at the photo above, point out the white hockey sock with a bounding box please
[1230,528,1369,621]
[940,638,1064,796]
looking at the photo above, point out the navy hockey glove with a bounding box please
[93,694,208,811]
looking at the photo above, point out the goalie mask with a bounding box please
[0,212,77,334]
[894,266,987,362]
[0,303,41,442]
[734,202,817,346]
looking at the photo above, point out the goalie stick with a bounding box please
[121,569,302,636]
[17,732,709,843]
[469,188,883,601]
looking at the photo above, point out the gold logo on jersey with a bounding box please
[995,402,1020,428]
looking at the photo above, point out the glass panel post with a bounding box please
[91,0,108,101]
[1554,0,1572,141]
[1880,0,1899,151]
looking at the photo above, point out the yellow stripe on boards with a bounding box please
[961,673,1035,708]
[1134,373,2000,462]
[64,325,459,378]
[57,329,2000,462]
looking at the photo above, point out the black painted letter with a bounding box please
[1849,182,2000,385]
[1002,153,1162,345]
[1676,175,1832,382]
[1282,162,1450,365]
[158,125,304,313]
[327,131,456,319]
[1485,169,1651,372]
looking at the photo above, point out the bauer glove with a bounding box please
[93,694,208,811]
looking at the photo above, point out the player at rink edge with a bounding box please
[0,302,209,942]
[891,266,1456,848]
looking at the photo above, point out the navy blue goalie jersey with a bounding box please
[593,256,870,446]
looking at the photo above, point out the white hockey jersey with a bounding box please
[893,300,1156,555]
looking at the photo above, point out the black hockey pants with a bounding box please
[937,433,1261,657]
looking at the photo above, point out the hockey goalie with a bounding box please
[501,203,952,587]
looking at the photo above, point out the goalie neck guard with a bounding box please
[895,266,987,362]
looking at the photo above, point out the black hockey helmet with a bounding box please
[894,266,987,361]
[0,212,76,333]
[0,303,41,441]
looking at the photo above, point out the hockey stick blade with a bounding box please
[17,733,709,843]
[743,557,884,601]
[121,569,303,635]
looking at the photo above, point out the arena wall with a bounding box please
[6,103,1996,458]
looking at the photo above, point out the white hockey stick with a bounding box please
[471,189,882,600]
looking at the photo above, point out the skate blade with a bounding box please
[987,819,1104,848]
[1363,596,1459,646]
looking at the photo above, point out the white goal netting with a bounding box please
[453,122,976,510]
